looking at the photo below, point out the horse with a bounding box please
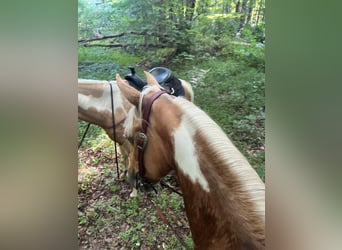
[78,78,194,182]
[116,72,265,249]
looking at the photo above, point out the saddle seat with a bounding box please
[124,66,185,97]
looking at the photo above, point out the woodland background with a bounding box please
[78,0,265,248]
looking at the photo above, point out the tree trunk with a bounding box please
[246,0,255,25]
[237,0,248,34]
[255,0,265,26]
[185,0,196,28]
[235,0,241,13]
[223,0,230,14]
[155,0,166,33]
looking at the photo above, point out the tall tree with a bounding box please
[235,0,241,13]
[246,0,255,25]
[222,0,231,14]
[237,0,248,33]
[185,0,196,28]
[255,0,265,26]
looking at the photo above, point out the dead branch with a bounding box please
[78,33,125,43]
[78,30,172,43]
[82,43,169,48]
[83,43,129,48]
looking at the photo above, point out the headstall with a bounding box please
[135,89,169,187]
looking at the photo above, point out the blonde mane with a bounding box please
[172,97,265,219]
[139,86,160,116]
[123,106,137,138]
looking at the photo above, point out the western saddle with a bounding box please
[124,66,185,97]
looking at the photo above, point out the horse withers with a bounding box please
[116,72,265,249]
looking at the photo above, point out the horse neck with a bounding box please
[78,80,132,143]
[150,97,265,249]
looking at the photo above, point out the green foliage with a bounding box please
[232,41,265,71]
[78,0,265,60]
[78,46,140,64]
[78,121,112,149]
[78,47,141,79]
[240,22,265,43]
[171,52,265,167]
[78,0,115,39]
[78,210,88,225]
[189,14,239,57]
[196,14,241,39]
[126,196,140,216]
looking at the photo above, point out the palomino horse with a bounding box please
[116,72,265,249]
[78,78,194,180]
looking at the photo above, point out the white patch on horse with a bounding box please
[173,117,210,192]
[78,81,125,114]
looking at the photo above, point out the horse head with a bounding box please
[116,72,178,186]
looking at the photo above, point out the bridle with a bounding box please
[133,87,184,197]
[134,89,169,189]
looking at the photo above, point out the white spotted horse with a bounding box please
[116,72,265,249]
[78,67,194,182]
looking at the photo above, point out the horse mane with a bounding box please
[123,106,137,138]
[173,97,265,217]
[180,79,194,102]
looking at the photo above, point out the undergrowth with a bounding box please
[170,46,265,180]
[78,47,142,80]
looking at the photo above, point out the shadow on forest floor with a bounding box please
[78,141,193,249]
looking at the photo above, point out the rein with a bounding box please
[148,195,190,250]
[109,82,120,179]
[78,122,91,149]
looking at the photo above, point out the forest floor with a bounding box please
[78,140,193,250]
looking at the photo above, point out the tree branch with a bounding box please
[82,43,169,48]
[78,33,125,43]
[83,43,129,48]
[78,30,172,43]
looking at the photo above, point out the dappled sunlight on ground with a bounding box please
[78,143,193,249]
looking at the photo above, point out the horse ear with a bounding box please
[116,74,140,106]
[144,71,160,87]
